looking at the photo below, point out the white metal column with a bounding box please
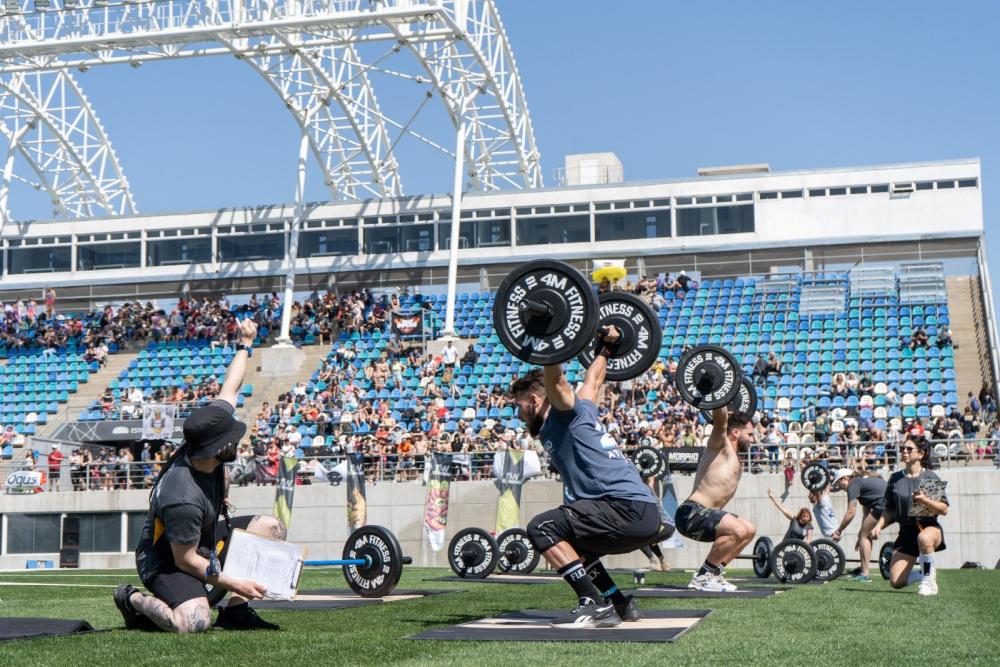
[276,129,311,346]
[441,119,468,338]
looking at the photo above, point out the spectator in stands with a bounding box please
[960,407,980,461]
[44,287,56,318]
[461,344,478,367]
[764,424,783,473]
[441,339,459,371]
[858,372,875,397]
[753,354,768,387]
[831,373,850,399]
[765,352,783,380]
[47,444,64,491]
[767,489,814,543]
[908,326,929,350]
[967,391,982,419]
[935,327,954,349]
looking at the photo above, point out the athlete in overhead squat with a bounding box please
[512,326,670,629]
[674,407,757,592]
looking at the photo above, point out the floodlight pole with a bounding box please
[275,125,311,346]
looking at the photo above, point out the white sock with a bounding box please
[921,554,935,580]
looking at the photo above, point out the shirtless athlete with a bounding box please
[674,408,757,591]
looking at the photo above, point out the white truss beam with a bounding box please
[0,0,542,215]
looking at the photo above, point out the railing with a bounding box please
[3,438,998,494]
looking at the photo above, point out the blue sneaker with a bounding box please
[852,574,872,583]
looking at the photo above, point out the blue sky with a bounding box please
[7,1,999,282]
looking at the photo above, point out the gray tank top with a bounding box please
[539,399,656,505]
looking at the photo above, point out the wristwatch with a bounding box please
[237,343,253,357]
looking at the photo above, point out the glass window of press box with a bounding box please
[437,219,511,250]
[77,242,142,271]
[595,209,671,242]
[7,245,72,275]
[515,214,589,247]
[218,233,284,262]
[66,513,122,552]
[677,204,754,237]
[147,238,213,266]
[4,513,61,553]
[364,224,434,254]
[300,229,359,258]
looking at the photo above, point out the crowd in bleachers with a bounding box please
[7,264,1000,491]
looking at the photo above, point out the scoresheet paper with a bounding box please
[221,529,306,600]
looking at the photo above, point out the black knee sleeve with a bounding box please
[526,508,570,553]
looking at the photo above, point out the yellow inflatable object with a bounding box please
[592,265,627,283]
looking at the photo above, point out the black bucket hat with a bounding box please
[183,402,247,459]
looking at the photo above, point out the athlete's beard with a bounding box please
[736,432,753,453]
[527,409,545,437]
[525,401,546,437]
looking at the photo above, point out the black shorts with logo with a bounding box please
[674,500,737,543]
[527,497,664,560]
[893,519,946,558]
[142,515,254,609]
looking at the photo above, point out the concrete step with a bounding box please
[236,344,332,423]
[945,275,991,409]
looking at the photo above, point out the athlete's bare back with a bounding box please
[686,408,750,510]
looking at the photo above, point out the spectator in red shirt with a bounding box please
[47,444,64,491]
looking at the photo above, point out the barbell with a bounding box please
[448,527,540,578]
[737,535,895,584]
[492,260,661,381]
[206,524,411,606]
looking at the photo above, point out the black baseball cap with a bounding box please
[183,402,247,459]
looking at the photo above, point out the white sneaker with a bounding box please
[688,573,734,592]
[917,577,938,596]
[907,570,923,587]
[713,573,738,592]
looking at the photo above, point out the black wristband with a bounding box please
[593,336,617,358]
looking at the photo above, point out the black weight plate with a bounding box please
[675,345,742,410]
[632,445,666,480]
[492,260,598,366]
[800,462,833,492]
[770,539,816,584]
[576,292,662,381]
[879,543,895,581]
[448,528,499,579]
[496,528,540,574]
[752,536,773,579]
[342,524,405,598]
[812,538,846,582]
[702,377,758,423]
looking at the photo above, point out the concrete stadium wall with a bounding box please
[3,468,998,572]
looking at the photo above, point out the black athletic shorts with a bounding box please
[674,500,737,543]
[893,520,946,558]
[526,497,662,560]
[142,515,254,610]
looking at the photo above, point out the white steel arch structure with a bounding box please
[0,0,543,220]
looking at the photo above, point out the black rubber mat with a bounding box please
[628,584,786,598]
[0,618,95,642]
[251,589,454,611]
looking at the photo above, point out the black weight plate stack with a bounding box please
[492,260,598,366]
[495,528,540,574]
[342,525,405,598]
[769,539,817,584]
[752,536,774,579]
[575,291,662,381]
[811,538,846,581]
[703,377,758,423]
[675,345,743,410]
[448,528,499,579]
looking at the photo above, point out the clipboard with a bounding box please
[908,478,947,518]
[221,529,307,600]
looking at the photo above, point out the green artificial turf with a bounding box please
[1,567,997,666]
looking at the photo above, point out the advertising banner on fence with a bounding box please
[141,404,176,441]
[422,451,453,551]
[390,311,424,337]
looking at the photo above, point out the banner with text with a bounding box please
[422,451,453,551]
